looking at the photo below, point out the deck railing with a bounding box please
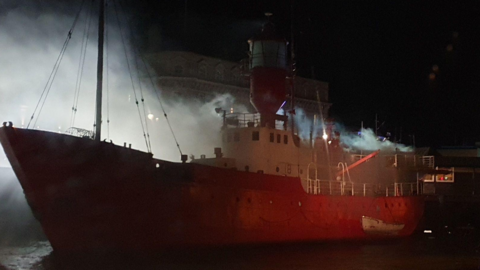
[305,179,419,197]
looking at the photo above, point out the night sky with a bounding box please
[124,0,480,146]
[2,0,478,148]
[126,0,480,148]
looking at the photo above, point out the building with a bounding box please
[146,51,331,117]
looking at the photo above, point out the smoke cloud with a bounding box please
[0,0,245,247]
[290,108,412,153]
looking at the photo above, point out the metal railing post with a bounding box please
[363,184,366,196]
[329,181,332,195]
[386,187,389,197]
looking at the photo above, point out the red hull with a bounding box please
[0,126,424,252]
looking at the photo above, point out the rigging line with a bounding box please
[119,0,152,152]
[27,36,68,129]
[27,0,86,129]
[70,4,87,127]
[112,0,150,152]
[71,0,94,127]
[105,0,110,140]
[70,0,90,126]
[136,46,183,156]
[34,42,71,128]
[133,49,152,152]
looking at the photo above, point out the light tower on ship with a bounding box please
[248,14,290,129]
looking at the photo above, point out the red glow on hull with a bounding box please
[0,127,424,253]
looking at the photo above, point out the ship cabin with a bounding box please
[191,111,441,197]
[192,112,314,178]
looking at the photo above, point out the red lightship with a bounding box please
[0,1,426,253]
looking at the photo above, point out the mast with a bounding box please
[95,0,105,141]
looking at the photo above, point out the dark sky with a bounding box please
[6,0,478,148]
[127,0,480,147]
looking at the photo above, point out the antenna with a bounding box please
[290,0,296,133]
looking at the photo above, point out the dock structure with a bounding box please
[418,144,480,233]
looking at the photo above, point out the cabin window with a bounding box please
[284,135,288,144]
[227,133,232,142]
[277,134,281,143]
[234,132,240,142]
[252,131,259,141]
[269,133,274,142]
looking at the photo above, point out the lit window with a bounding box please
[252,131,259,141]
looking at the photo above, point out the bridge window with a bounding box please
[252,131,259,141]
[270,133,274,142]
[277,134,281,143]
[234,132,240,142]
[284,135,288,144]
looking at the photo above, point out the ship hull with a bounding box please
[0,126,424,253]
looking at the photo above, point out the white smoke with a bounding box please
[287,108,412,153]
[0,0,249,246]
[0,1,244,164]
[340,128,412,153]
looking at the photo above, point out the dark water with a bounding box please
[1,234,479,270]
[1,167,480,269]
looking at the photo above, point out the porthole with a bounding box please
[155,163,160,168]
[276,167,280,173]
